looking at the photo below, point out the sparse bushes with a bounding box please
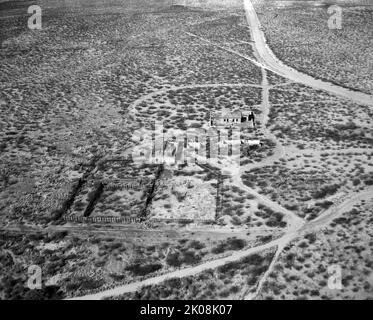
[211,238,247,254]
[165,250,202,267]
[47,231,68,242]
[125,263,162,276]
[188,240,205,250]
[255,206,286,228]
[316,200,333,210]
[312,184,340,199]
[305,233,317,244]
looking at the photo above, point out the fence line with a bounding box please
[63,215,215,224]
[63,215,142,224]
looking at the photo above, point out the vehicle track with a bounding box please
[244,0,373,107]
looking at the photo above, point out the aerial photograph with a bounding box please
[0,0,372,303]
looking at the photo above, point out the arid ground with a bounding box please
[0,0,372,300]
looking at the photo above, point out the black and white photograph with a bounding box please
[0,0,372,304]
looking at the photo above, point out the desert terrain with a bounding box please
[0,0,372,300]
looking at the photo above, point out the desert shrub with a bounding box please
[0,253,14,268]
[242,253,265,266]
[107,242,122,250]
[258,209,286,228]
[2,275,62,300]
[305,233,317,244]
[316,200,333,209]
[231,215,242,226]
[312,184,340,199]
[109,273,125,281]
[247,275,258,286]
[257,235,273,244]
[227,238,246,250]
[298,241,308,249]
[94,260,106,268]
[219,289,230,298]
[126,263,162,276]
[166,252,182,267]
[45,259,66,276]
[333,216,349,226]
[24,285,63,300]
[65,276,103,292]
[48,231,68,242]
[29,233,45,241]
[182,250,201,265]
[188,240,205,250]
[285,203,299,211]
[80,278,104,291]
[211,238,246,254]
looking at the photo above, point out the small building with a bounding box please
[210,110,256,128]
[241,139,263,147]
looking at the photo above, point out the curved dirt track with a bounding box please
[68,233,293,300]
[243,0,373,107]
[302,187,373,233]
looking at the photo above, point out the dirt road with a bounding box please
[301,187,373,233]
[68,234,292,300]
[243,0,373,107]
